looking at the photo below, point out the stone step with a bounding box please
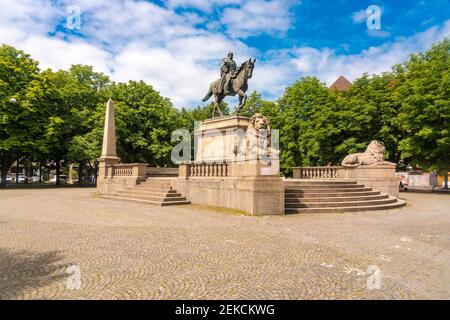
[105,179,189,206]
[139,179,172,187]
[121,188,180,196]
[133,185,176,192]
[284,179,357,185]
[285,194,389,203]
[285,190,381,198]
[285,198,406,213]
[112,192,186,202]
[100,195,190,206]
[285,196,397,209]
[141,182,173,188]
[285,187,372,193]
[285,184,365,189]
[142,179,174,186]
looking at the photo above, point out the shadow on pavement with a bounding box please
[0,248,68,299]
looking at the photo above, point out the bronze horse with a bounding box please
[202,58,256,117]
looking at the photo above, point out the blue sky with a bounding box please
[0,0,449,107]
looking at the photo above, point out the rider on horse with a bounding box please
[202,51,255,117]
[219,51,237,94]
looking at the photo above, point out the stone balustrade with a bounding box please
[103,163,148,179]
[191,163,229,177]
[98,163,148,195]
[179,163,229,178]
[292,165,399,197]
[112,164,134,176]
[293,166,343,179]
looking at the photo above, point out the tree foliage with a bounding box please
[1,39,449,182]
[108,80,179,165]
[269,39,449,176]
[0,45,40,183]
[396,39,450,174]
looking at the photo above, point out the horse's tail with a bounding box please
[202,85,213,102]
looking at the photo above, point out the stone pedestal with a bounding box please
[228,160,280,177]
[181,115,284,215]
[194,115,279,177]
[172,175,284,215]
[339,165,399,197]
[195,115,249,163]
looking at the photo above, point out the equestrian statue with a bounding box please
[202,51,256,117]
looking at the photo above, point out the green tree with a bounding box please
[64,65,111,184]
[0,45,40,185]
[108,81,180,166]
[274,77,341,175]
[239,91,276,117]
[339,71,403,162]
[397,39,450,187]
[177,101,230,133]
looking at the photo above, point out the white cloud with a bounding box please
[113,44,215,106]
[352,9,367,24]
[167,0,241,12]
[65,0,189,49]
[287,20,450,86]
[0,0,448,107]
[367,29,391,38]
[21,36,113,74]
[169,0,297,39]
[0,0,252,107]
[221,0,294,38]
[112,38,253,107]
[0,0,61,33]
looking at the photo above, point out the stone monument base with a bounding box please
[338,165,399,198]
[172,175,284,215]
[173,114,284,215]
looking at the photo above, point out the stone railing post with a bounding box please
[292,166,344,179]
[336,167,348,178]
[178,163,190,179]
[132,163,148,180]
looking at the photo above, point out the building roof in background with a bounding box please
[329,76,352,91]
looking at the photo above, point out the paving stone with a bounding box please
[0,189,448,299]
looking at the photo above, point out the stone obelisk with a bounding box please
[99,98,120,162]
[97,99,119,192]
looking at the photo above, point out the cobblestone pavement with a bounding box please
[0,188,449,299]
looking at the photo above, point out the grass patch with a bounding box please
[190,204,251,216]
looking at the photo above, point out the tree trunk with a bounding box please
[0,153,13,187]
[77,161,83,186]
[15,157,20,184]
[56,159,61,186]
[24,159,30,184]
[29,161,33,183]
[444,173,449,190]
[94,161,98,186]
[0,167,6,187]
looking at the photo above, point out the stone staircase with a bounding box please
[284,179,405,214]
[101,178,190,206]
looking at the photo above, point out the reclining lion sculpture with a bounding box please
[341,140,395,167]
